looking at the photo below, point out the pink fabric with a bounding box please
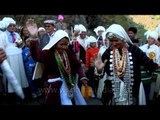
[58,15,64,20]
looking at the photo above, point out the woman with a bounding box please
[26,19,88,105]
[94,24,158,105]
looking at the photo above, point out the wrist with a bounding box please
[30,33,38,39]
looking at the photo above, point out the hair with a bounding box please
[158,37,160,42]
[128,27,137,34]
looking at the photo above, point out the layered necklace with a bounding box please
[109,44,134,105]
[54,50,76,99]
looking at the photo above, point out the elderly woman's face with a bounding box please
[55,37,69,54]
[109,37,124,49]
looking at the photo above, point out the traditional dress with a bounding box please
[95,24,158,105]
[30,30,87,105]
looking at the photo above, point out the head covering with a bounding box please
[86,36,98,47]
[2,17,16,28]
[78,24,87,34]
[145,30,158,40]
[38,27,46,32]
[44,20,55,24]
[106,24,133,44]
[86,36,97,43]
[0,20,6,29]
[58,15,64,20]
[74,24,80,31]
[94,26,105,36]
[144,30,152,36]
[43,30,70,50]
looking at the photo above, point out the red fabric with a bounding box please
[48,75,55,79]
[85,47,99,69]
[11,33,16,43]
[44,81,62,105]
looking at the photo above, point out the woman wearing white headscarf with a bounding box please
[94,24,158,105]
[26,19,88,105]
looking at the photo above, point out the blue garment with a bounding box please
[22,46,37,94]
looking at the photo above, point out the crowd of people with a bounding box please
[0,15,160,105]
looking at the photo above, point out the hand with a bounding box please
[94,54,107,71]
[26,19,38,38]
[0,48,7,64]
[81,79,88,87]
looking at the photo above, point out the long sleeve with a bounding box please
[85,49,90,69]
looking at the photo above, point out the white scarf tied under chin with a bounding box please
[106,24,133,44]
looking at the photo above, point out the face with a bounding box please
[147,36,156,45]
[98,31,104,36]
[109,37,125,49]
[90,42,97,48]
[22,27,29,37]
[128,31,135,40]
[54,37,69,54]
[7,24,16,32]
[80,32,87,39]
[44,23,55,34]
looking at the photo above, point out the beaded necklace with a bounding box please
[113,48,128,78]
[109,44,134,105]
[54,50,76,99]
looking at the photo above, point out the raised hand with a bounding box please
[26,19,38,38]
[94,54,107,71]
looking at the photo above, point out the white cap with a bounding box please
[0,20,6,29]
[44,20,55,24]
[2,17,16,28]
[79,24,87,34]
[94,26,105,36]
[146,30,158,40]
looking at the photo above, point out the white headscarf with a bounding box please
[94,26,105,36]
[74,24,80,31]
[86,36,98,48]
[2,17,16,28]
[145,30,158,40]
[43,30,70,50]
[78,24,87,34]
[106,24,133,44]
[0,20,6,29]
